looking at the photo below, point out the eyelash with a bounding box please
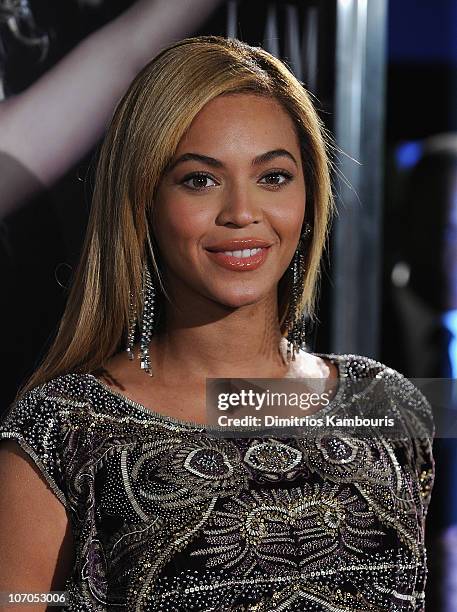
[180,170,294,191]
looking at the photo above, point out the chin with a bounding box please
[210,287,270,309]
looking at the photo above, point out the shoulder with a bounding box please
[316,351,401,383]
[1,372,92,432]
[0,372,91,508]
[335,352,434,432]
[333,352,410,381]
[335,353,435,513]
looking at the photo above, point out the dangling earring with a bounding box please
[285,222,312,362]
[126,289,137,362]
[126,261,156,376]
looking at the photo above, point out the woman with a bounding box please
[0,36,435,611]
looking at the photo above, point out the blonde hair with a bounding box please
[18,35,335,398]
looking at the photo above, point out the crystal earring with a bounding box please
[126,261,156,376]
[285,222,312,362]
[126,289,137,361]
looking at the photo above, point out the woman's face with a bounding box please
[152,93,306,311]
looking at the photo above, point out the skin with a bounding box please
[101,93,338,421]
[0,441,73,610]
[151,93,305,372]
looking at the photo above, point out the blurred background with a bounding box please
[0,0,455,607]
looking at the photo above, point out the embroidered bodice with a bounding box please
[0,353,435,611]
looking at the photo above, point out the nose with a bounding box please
[216,182,263,227]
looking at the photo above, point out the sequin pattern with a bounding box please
[0,354,435,611]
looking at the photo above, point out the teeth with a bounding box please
[222,248,262,258]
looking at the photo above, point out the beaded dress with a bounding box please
[0,353,435,611]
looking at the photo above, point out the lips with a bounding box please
[205,238,273,252]
[205,245,271,271]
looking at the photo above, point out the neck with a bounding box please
[151,290,290,381]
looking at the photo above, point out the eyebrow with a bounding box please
[165,149,298,173]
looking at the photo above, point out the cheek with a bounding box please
[152,197,211,266]
[274,199,306,268]
[272,196,306,242]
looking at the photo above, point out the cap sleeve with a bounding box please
[409,389,435,517]
[0,384,68,509]
[385,368,436,518]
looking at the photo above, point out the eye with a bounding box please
[181,172,218,191]
[259,171,293,188]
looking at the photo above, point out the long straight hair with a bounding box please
[18,35,335,399]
